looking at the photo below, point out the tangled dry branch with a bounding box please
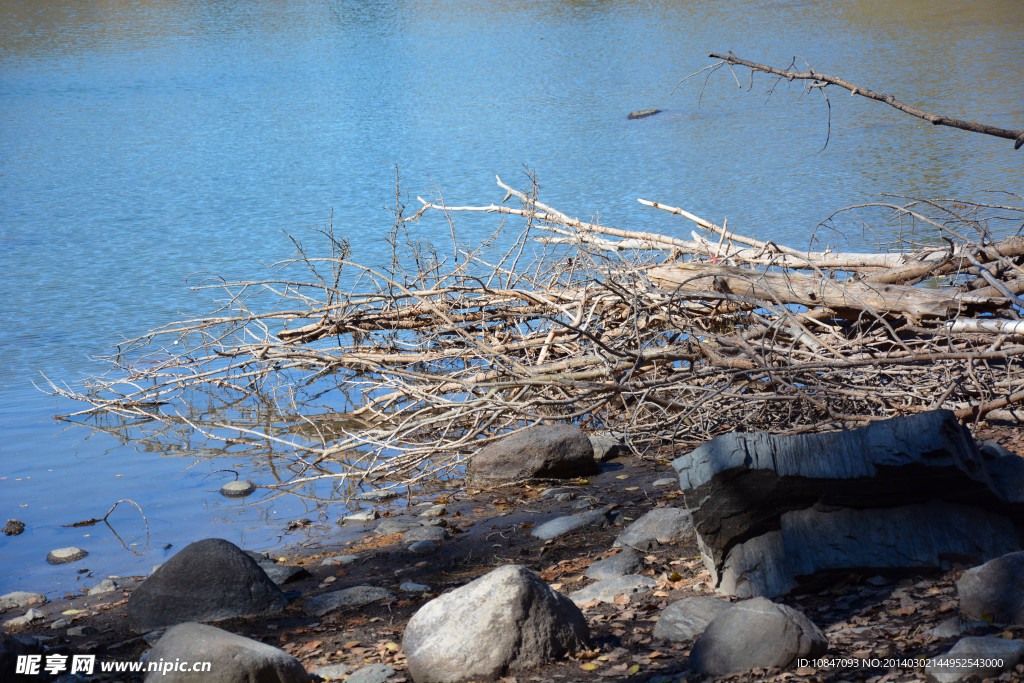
[45,177,1024,499]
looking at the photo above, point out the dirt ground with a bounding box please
[4,422,1024,682]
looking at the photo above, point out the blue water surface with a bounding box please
[1,0,1022,595]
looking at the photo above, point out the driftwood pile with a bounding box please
[47,178,1024,496]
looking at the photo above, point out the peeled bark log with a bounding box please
[649,262,1006,318]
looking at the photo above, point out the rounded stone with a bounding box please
[220,480,256,497]
[46,547,88,565]
[408,540,438,555]
[3,519,25,536]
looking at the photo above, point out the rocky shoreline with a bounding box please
[3,419,1024,682]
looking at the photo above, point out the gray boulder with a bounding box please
[654,596,734,642]
[304,586,394,617]
[673,410,1024,597]
[0,591,46,611]
[469,425,599,484]
[586,549,641,581]
[689,597,826,675]
[254,559,310,586]
[958,551,1024,624]
[569,575,657,605]
[374,518,422,536]
[720,503,1018,598]
[408,540,438,554]
[143,622,307,682]
[1,633,44,682]
[126,538,287,633]
[613,507,692,551]
[403,565,588,682]
[402,526,449,544]
[926,636,1024,683]
[346,663,398,683]
[532,508,612,541]
[313,663,352,680]
[589,434,625,462]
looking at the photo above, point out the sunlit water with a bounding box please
[1,0,1022,595]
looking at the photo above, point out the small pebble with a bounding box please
[67,625,96,637]
[420,504,447,518]
[652,478,677,488]
[400,581,431,592]
[50,618,71,630]
[321,554,359,566]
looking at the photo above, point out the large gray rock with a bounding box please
[402,526,449,543]
[254,559,309,586]
[653,596,734,642]
[569,575,657,605]
[673,410,1024,597]
[689,597,826,675]
[126,538,287,633]
[346,663,399,683]
[143,622,307,682]
[613,507,692,551]
[0,591,46,611]
[958,551,1024,624]
[720,503,1018,598]
[1,633,44,682]
[469,425,599,484]
[586,549,641,580]
[403,565,588,682]
[532,508,612,541]
[926,636,1024,683]
[304,586,394,616]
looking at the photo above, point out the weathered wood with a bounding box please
[709,52,1024,149]
[648,261,1006,318]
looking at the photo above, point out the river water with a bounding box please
[1,0,1022,595]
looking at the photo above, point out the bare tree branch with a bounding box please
[709,51,1024,149]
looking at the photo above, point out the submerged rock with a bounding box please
[219,480,255,497]
[627,108,662,119]
[3,519,25,536]
[46,547,88,565]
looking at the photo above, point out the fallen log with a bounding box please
[647,261,1008,319]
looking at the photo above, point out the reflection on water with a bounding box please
[1,0,1022,594]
